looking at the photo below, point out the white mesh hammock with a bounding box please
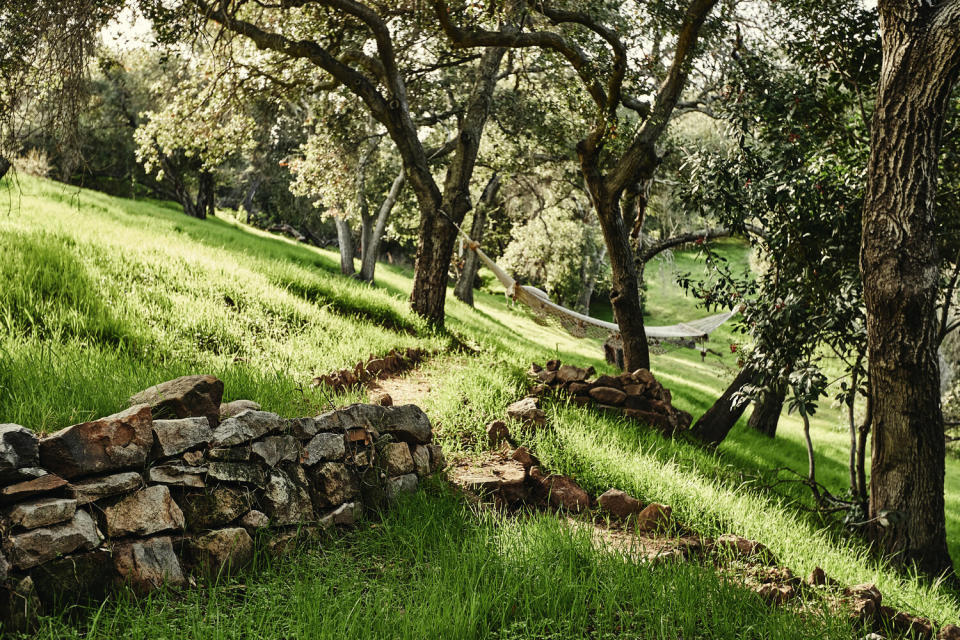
[461,232,736,343]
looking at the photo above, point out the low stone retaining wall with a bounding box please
[0,375,444,631]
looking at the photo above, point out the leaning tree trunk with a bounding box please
[360,171,405,283]
[747,382,785,438]
[860,1,960,579]
[691,366,754,446]
[334,217,356,277]
[454,173,500,306]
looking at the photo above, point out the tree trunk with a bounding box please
[0,155,9,181]
[747,382,785,438]
[594,195,650,372]
[455,173,500,306]
[242,176,261,222]
[860,1,960,579]
[691,366,754,446]
[360,170,404,283]
[334,217,356,277]
[195,170,215,219]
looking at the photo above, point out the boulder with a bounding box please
[428,444,446,473]
[411,445,431,477]
[0,473,68,505]
[556,365,589,383]
[208,445,251,462]
[183,527,254,577]
[302,432,346,465]
[381,442,415,476]
[211,410,283,447]
[387,473,418,496]
[149,463,207,488]
[130,375,224,426]
[262,465,314,525]
[506,397,546,428]
[30,549,115,607]
[5,497,76,530]
[113,536,187,594]
[588,386,627,406]
[3,510,100,569]
[239,509,269,530]
[178,485,251,531]
[528,468,590,512]
[318,501,362,528]
[101,485,185,537]
[68,471,143,506]
[307,462,360,508]
[597,488,642,519]
[152,417,212,457]
[251,435,300,467]
[635,503,672,532]
[486,420,511,447]
[0,424,39,483]
[511,446,541,470]
[378,405,433,445]
[207,462,267,488]
[286,417,318,440]
[38,404,153,479]
[219,399,260,419]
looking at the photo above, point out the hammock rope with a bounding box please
[450,214,737,344]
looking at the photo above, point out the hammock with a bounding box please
[460,232,737,343]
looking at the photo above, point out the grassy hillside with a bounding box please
[2,174,958,636]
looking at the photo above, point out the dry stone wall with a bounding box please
[0,375,445,631]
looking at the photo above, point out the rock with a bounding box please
[454,459,527,503]
[38,404,153,479]
[130,375,224,426]
[149,463,207,488]
[152,417,212,457]
[486,420,511,447]
[807,566,828,586]
[370,391,393,407]
[623,408,675,432]
[714,534,774,562]
[529,468,590,512]
[635,503,672,532]
[387,473,418,496]
[428,444,446,472]
[263,465,314,525]
[314,409,355,433]
[286,417,318,439]
[5,497,76,530]
[0,473,68,504]
[845,583,882,605]
[208,445,251,461]
[240,509,269,530]
[102,485,185,537]
[365,358,388,376]
[178,485,251,531]
[219,399,260,419]
[0,424,39,483]
[631,369,657,386]
[381,442,415,476]
[593,374,623,389]
[308,462,360,508]
[556,365,589,383]
[251,435,300,467]
[0,576,40,633]
[378,404,432,445]
[755,583,796,605]
[511,446,541,470]
[302,432,346,465]
[211,410,283,447]
[887,610,933,638]
[588,386,627,405]
[30,549,115,607]
[207,461,267,488]
[183,450,205,465]
[566,382,591,396]
[412,445,431,477]
[939,624,960,640]
[538,370,558,384]
[319,502,362,528]
[530,362,543,373]
[183,527,254,577]
[113,536,187,594]
[0,549,7,581]
[506,397,546,428]
[545,359,560,371]
[3,510,100,569]
[597,488,642,519]
[68,471,142,506]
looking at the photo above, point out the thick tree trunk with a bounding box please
[860,1,960,579]
[360,171,404,283]
[334,217,356,277]
[691,366,754,446]
[196,170,215,219]
[455,173,500,306]
[747,382,785,438]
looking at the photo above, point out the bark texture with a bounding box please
[747,382,785,438]
[360,171,404,282]
[454,173,500,306]
[334,217,356,276]
[691,366,754,446]
[861,0,960,579]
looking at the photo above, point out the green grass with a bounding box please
[1,174,958,635]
